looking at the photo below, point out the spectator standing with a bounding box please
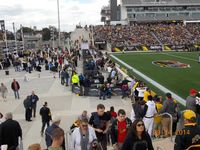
[45,115,65,150]
[71,72,79,92]
[143,95,157,137]
[143,88,151,102]
[11,79,20,99]
[0,83,8,102]
[186,89,198,114]
[121,78,130,99]
[0,112,22,150]
[122,119,154,150]
[195,93,200,126]
[71,119,97,150]
[153,97,163,138]
[89,104,111,150]
[131,100,148,123]
[174,110,200,150]
[99,83,107,100]
[78,110,89,121]
[23,96,32,121]
[60,69,66,85]
[40,102,52,136]
[111,109,132,150]
[30,91,39,118]
[159,93,178,137]
[110,107,117,119]
[64,68,70,86]
[48,128,65,150]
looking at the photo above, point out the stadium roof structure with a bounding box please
[122,0,200,6]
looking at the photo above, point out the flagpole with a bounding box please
[4,30,8,49]
[20,24,25,51]
[13,22,17,52]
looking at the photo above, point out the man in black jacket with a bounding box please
[30,91,39,118]
[89,104,110,150]
[0,112,22,150]
[111,109,132,150]
[40,102,51,136]
[174,110,200,150]
[23,95,32,121]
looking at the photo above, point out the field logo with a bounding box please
[152,60,190,68]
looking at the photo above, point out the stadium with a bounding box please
[0,0,200,150]
[97,0,200,106]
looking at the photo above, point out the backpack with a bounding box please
[132,103,147,119]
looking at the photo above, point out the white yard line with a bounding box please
[162,53,198,62]
[111,54,186,106]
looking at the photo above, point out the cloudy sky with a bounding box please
[0,0,109,32]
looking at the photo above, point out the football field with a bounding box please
[113,51,200,100]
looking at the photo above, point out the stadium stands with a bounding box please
[93,23,200,51]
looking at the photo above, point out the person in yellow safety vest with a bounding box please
[144,88,152,102]
[71,72,79,85]
[71,72,79,93]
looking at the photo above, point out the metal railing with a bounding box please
[157,112,173,142]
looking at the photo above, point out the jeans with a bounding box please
[14,90,20,99]
[99,91,106,100]
[97,134,107,150]
[65,77,69,86]
[32,104,37,117]
[41,121,50,134]
[122,89,129,98]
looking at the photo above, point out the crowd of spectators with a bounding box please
[93,23,200,51]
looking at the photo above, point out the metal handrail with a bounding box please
[157,112,173,142]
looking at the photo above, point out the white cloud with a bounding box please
[0,0,108,32]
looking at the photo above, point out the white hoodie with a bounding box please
[145,101,157,118]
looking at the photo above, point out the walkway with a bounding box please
[0,28,132,149]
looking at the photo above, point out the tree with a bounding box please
[42,28,51,41]
[6,31,14,40]
[17,27,34,34]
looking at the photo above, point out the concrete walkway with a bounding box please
[0,28,132,150]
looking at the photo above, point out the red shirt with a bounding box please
[117,120,127,143]
[111,112,117,118]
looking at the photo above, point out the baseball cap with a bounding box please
[190,89,198,95]
[183,110,196,120]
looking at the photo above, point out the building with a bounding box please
[101,0,121,24]
[120,0,200,23]
[0,32,42,54]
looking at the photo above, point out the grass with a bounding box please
[113,51,200,99]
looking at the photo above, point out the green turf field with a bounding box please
[113,51,200,99]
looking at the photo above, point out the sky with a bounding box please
[0,0,109,32]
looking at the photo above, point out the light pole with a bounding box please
[12,22,17,52]
[57,0,61,47]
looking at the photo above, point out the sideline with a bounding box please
[110,54,186,106]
